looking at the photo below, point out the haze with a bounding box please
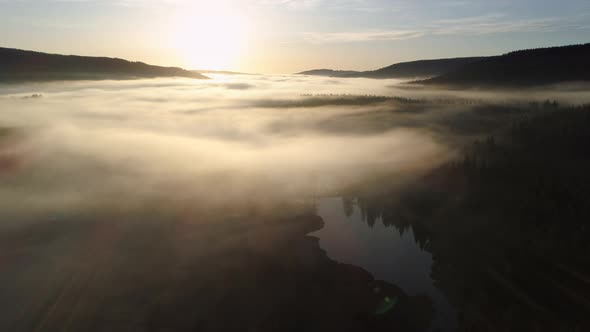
[3,75,590,224]
[3,1,590,331]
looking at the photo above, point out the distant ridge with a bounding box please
[297,57,487,79]
[296,69,364,78]
[192,70,255,76]
[417,43,590,87]
[0,47,209,82]
[366,57,488,78]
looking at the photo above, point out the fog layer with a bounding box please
[1,75,589,224]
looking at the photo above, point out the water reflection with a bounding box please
[312,197,456,331]
[311,126,590,332]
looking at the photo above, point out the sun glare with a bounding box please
[171,4,249,71]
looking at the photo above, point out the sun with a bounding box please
[171,4,249,70]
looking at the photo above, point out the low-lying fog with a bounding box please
[1,75,589,224]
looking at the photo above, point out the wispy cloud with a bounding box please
[303,30,424,43]
[303,12,589,44]
[261,0,388,11]
[429,14,567,35]
[259,0,322,9]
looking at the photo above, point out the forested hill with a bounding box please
[419,43,590,87]
[297,57,486,79]
[296,69,364,78]
[0,47,209,82]
[366,57,487,78]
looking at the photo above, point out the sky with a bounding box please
[1,0,589,73]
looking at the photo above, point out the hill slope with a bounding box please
[297,57,486,79]
[0,47,209,82]
[366,57,487,78]
[296,69,365,78]
[419,43,590,87]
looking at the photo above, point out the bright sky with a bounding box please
[1,0,589,73]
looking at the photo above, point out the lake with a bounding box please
[313,197,457,331]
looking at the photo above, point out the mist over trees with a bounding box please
[340,103,590,331]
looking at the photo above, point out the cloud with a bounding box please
[429,14,568,35]
[301,12,589,44]
[258,0,322,9]
[0,75,455,220]
[303,30,425,43]
[2,75,590,224]
[260,0,388,11]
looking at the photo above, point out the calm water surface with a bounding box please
[312,197,456,331]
